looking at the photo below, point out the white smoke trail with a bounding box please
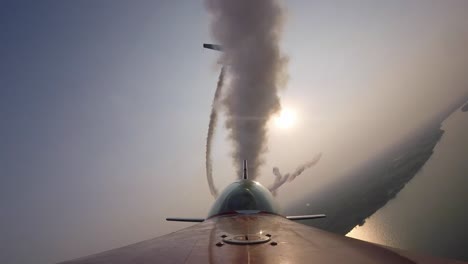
[206,67,225,198]
[205,0,289,179]
[270,167,289,196]
[269,153,322,196]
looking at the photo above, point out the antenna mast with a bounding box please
[243,160,248,180]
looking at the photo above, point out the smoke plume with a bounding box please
[205,0,288,179]
[270,167,289,196]
[206,66,225,197]
[269,153,322,196]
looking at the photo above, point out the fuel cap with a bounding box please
[222,234,271,245]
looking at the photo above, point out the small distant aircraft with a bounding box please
[61,160,465,263]
[203,43,222,51]
[59,47,466,264]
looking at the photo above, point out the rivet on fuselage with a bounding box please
[216,242,224,247]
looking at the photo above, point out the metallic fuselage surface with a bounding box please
[60,214,464,263]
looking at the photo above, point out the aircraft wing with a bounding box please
[59,214,465,263]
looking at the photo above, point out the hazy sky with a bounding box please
[1,1,468,263]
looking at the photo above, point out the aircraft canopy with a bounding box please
[208,180,279,217]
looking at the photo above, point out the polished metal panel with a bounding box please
[61,214,456,264]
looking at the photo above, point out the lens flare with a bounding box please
[274,108,297,129]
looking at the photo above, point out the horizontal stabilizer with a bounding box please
[203,43,222,51]
[286,214,326,221]
[166,217,205,222]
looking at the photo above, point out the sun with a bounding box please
[274,107,297,129]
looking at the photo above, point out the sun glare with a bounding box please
[274,108,297,129]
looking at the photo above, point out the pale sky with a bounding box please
[1,1,467,263]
